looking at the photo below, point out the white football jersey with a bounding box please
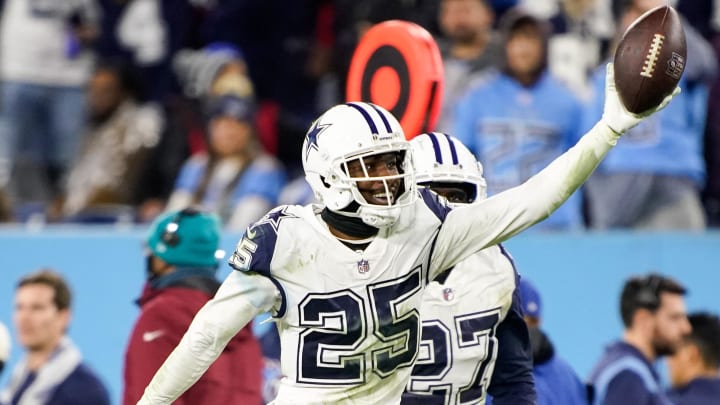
[231,191,461,404]
[403,246,517,405]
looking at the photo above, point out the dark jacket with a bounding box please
[589,341,673,405]
[123,274,263,405]
[667,377,720,405]
[5,363,110,405]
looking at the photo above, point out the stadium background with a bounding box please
[0,228,718,404]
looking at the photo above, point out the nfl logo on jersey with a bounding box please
[357,259,370,274]
[443,288,455,301]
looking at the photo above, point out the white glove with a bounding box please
[601,62,681,135]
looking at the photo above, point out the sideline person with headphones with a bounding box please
[122,208,263,405]
[588,273,692,405]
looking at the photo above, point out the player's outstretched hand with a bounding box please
[601,62,681,135]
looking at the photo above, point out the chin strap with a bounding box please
[321,205,379,239]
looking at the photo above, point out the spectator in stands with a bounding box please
[0,269,110,405]
[580,0,717,230]
[0,0,99,210]
[0,321,9,375]
[517,278,587,405]
[199,1,337,175]
[588,273,691,405]
[130,43,257,224]
[94,0,199,103]
[123,208,262,405]
[453,8,584,230]
[172,42,256,154]
[435,0,502,132]
[543,0,615,100]
[174,43,253,104]
[667,311,720,404]
[52,60,163,223]
[675,0,720,227]
[165,94,286,231]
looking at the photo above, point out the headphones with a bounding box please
[635,274,663,309]
[160,207,201,247]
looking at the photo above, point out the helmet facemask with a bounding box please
[330,147,416,228]
[418,180,478,207]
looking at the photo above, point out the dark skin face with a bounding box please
[88,69,126,123]
[345,153,402,206]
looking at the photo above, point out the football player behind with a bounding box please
[138,64,677,405]
[402,132,534,405]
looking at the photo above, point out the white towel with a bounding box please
[0,337,82,405]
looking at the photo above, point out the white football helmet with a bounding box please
[410,132,487,206]
[302,102,417,228]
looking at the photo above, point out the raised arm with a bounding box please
[137,271,278,405]
[431,64,679,272]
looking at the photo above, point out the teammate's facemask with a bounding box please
[420,182,476,204]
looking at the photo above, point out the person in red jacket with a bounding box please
[123,207,262,405]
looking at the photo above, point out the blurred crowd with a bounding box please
[0,0,719,230]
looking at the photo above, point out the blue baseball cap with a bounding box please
[145,209,223,268]
[519,278,542,318]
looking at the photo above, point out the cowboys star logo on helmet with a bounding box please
[304,120,331,160]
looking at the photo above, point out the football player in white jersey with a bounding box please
[137,64,677,405]
[403,132,534,405]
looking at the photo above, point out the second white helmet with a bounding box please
[410,132,487,205]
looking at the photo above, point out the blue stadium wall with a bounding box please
[0,228,718,404]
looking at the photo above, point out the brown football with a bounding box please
[613,5,686,114]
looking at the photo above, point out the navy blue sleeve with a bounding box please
[52,364,111,405]
[487,284,536,405]
[228,207,288,278]
[228,223,277,278]
[228,206,293,317]
[259,323,281,361]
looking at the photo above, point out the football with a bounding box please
[613,5,686,114]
